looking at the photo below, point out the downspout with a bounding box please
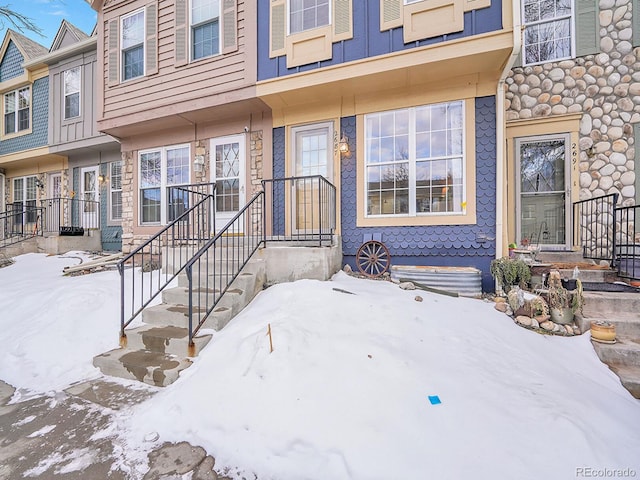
[495,0,522,261]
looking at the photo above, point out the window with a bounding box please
[64,67,81,119]
[121,10,145,81]
[289,0,330,34]
[4,87,30,135]
[139,145,190,224]
[522,0,572,65]
[191,0,220,60]
[110,161,123,221]
[12,176,38,225]
[365,100,465,217]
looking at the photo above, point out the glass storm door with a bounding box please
[516,135,570,250]
[292,123,333,232]
[47,173,63,232]
[211,135,245,233]
[12,176,38,233]
[80,166,99,229]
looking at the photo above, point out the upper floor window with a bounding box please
[63,67,81,119]
[3,87,30,135]
[191,0,220,60]
[289,0,330,34]
[522,0,572,65]
[365,100,465,217]
[121,10,145,81]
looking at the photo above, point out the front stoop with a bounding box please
[582,291,640,399]
[93,258,266,387]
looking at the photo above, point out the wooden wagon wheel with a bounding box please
[356,240,391,277]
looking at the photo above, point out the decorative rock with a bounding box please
[541,321,555,331]
[573,326,581,335]
[610,152,627,166]
[621,171,635,186]
[495,302,508,313]
[534,314,550,323]
[533,104,552,117]
[553,324,564,333]
[564,325,574,335]
[531,319,539,329]
[343,264,352,273]
[516,315,533,327]
[415,295,423,302]
[399,282,416,290]
[548,68,565,81]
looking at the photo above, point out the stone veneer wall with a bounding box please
[506,0,637,208]
[120,131,264,254]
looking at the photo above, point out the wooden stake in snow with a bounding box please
[267,323,274,353]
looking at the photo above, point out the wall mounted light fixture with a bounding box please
[339,133,350,157]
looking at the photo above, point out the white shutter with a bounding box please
[175,0,189,67]
[222,0,238,54]
[146,2,158,75]
[108,18,119,86]
[270,0,286,58]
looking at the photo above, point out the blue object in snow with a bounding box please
[428,395,441,405]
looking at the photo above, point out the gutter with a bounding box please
[495,0,522,261]
[22,37,97,69]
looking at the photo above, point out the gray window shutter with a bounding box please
[575,0,599,57]
[146,2,159,75]
[222,0,238,54]
[380,0,402,31]
[175,0,188,67]
[108,18,119,86]
[270,0,286,58]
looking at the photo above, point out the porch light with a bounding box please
[339,134,350,156]
[98,174,107,184]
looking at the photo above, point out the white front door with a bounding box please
[211,135,245,233]
[291,122,334,232]
[516,135,571,250]
[47,173,63,232]
[80,166,99,229]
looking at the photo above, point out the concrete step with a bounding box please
[141,303,233,330]
[535,250,589,263]
[606,364,640,399]
[577,316,640,339]
[93,349,192,387]
[592,335,640,366]
[558,269,612,283]
[162,285,244,311]
[582,291,640,321]
[124,324,212,356]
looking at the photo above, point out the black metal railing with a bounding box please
[573,193,619,264]
[262,175,336,246]
[0,204,44,248]
[118,183,215,342]
[39,197,101,233]
[184,190,264,352]
[615,203,639,281]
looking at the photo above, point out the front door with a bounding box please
[211,135,245,233]
[46,173,63,232]
[80,166,99,229]
[12,176,38,234]
[516,135,570,250]
[291,122,334,233]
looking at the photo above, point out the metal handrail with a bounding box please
[573,193,619,265]
[261,175,336,246]
[615,203,639,281]
[0,205,44,248]
[118,182,215,343]
[39,197,100,232]
[184,190,265,352]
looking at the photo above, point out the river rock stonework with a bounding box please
[506,0,637,210]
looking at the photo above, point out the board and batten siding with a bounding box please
[49,51,101,146]
[100,0,252,123]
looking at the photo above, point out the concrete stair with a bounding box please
[532,250,640,399]
[93,255,266,387]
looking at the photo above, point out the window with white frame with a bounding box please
[191,0,220,60]
[139,145,190,224]
[4,87,30,135]
[289,0,330,34]
[63,67,81,119]
[110,161,123,221]
[13,176,38,224]
[522,0,572,65]
[121,10,145,81]
[365,100,465,217]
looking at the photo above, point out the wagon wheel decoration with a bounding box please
[356,240,391,277]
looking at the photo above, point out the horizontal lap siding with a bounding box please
[102,0,249,122]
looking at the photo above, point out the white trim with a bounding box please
[210,133,246,231]
[189,0,222,61]
[120,8,146,82]
[521,0,575,66]
[63,66,82,120]
[287,0,332,35]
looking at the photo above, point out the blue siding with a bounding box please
[0,41,25,82]
[272,127,286,236]
[339,96,497,291]
[0,77,49,155]
[258,1,503,81]
[99,163,122,251]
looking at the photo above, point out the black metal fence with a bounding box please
[119,183,215,341]
[39,197,101,233]
[573,193,619,264]
[262,175,336,246]
[615,203,639,281]
[184,190,264,351]
[0,204,44,248]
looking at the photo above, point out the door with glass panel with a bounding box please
[47,173,63,232]
[211,135,245,233]
[12,176,38,234]
[80,166,99,229]
[291,123,333,233]
[516,135,570,250]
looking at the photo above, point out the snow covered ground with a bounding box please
[1,252,640,479]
